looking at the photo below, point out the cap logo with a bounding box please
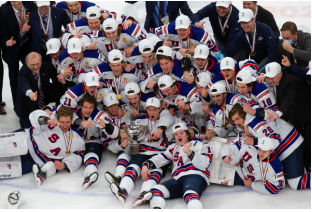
[49,44,52,49]
[73,44,76,48]
[242,12,244,16]
[180,20,182,24]
[261,140,265,144]
[268,67,270,72]
[92,76,95,81]
[151,99,154,103]
[199,50,202,54]
[226,61,229,65]
[110,96,113,101]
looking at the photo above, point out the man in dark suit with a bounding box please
[14,52,62,129]
[264,62,311,172]
[141,1,193,31]
[21,1,70,62]
[0,1,37,107]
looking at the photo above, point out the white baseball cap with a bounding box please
[238,9,254,23]
[139,39,154,54]
[86,6,101,19]
[173,122,189,134]
[194,44,210,59]
[146,97,160,108]
[307,61,311,75]
[67,38,83,54]
[158,75,175,90]
[236,67,256,84]
[108,49,124,63]
[102,18,118,32]
[46,38,61,55]
[264,62,282,78]
[104,93,119,107]
[156,46,173,58]
[125,82,140,96]
[256,137,275,151]
[220,57,235,70]
[196,72,212,88]
[210,83,227,95]
[36,1,50,7]
[174,95,188,106]
[84,72,99,87]
[216,1,231,8]
[175,14,191,29]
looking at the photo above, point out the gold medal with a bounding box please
[116,94,121,100]
[43,33,49,40]
[65,150,71,155]
[222,123,227,129]
[250,51,256,57]
[221,30,226,36]
[148,137,153,143]
[261,179,266,184]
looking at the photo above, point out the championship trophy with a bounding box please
[122,125,147,155]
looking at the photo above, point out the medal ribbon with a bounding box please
[148,118,157,142]
[219,105,227,127]
[38,8,51,36]
[113,76,122,95]
[185,114,195,126]
[63,128,73,154]
[179,37,189,49]
[225,78,235,93]
[218,7,232,34]
[260,157,270,183]
[198,61,209,74]
[245,26,257,53]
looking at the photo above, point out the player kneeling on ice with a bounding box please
[0,107,85,188]
[137,122,213,209]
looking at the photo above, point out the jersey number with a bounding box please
[63,97,72,107]
[262,127,274,137]
[261,98,272,108]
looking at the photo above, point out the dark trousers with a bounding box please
[297,122,311,172]
[19,118,31,129]
[0,49,3,103]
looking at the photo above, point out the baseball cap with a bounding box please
[36,1,50,7]
[196,72,212,88]
[104,93,119,107]
[307,61,311,75]
[172,122,188,134]
[174,95,188,106]
[264,62,282,78]
[146,97,160,108]
[46,38,61,55]
[84,72,99,87]
[102,18,118,32]
[158,75,175,90]
[220,57,235,70]
[194,45,210,59]
[108,49,124,63]
[67,38,83,54]
[86,6,101,20]
[238,9,254,23]
[216,1,231,8]
[210,83,227,95]
[175,15,191,29]
[156,46,173,58]
[139,39,154,54]
[125,82,140,96]
[256,137,275,151]
[236,67,257,84]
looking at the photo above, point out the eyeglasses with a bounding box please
[29,63,42,68]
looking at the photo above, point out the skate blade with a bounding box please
[132,192,153,207]
[110,183,125,207]
[81,173,98,192]
[32,165,42,188]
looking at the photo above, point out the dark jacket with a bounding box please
[256,6,280,38]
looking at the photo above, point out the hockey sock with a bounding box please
[41,161,56,178]
[287,173,311,190]
[140,169,162,193]
[115,153,130,178]
[150,185,169,209]
[120,164,141,194]
[183,190,202,209]
[83,153,99,177]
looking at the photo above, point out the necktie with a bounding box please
[17,10,24,29]
[41,15,48,49]
[159,1,165,26]
[34,73,45,109]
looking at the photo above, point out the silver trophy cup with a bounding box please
[122,125,147,155]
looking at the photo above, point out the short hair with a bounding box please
[280,22,298,35]
[85,15,104,24]
[156,55,173,62]
[102,25,122,37]
[228,103,246,124]
[25,52,42,64]
[57,107,73,120]
[79,94,98,108]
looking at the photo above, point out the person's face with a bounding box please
[212,93,226,106]
[240,19,255,33]
[10,1,22,10]
[38,6,49,15]
[26,56,42,73]
[174,129,188,146]
[231,112,245,128]
[281,30,298,43]
[177,27,190,40]
[258,148,273,161]
[195,58,208,69]
[127,94,140,107]
[195,83,204,96]
[87,18,101,31]
[105,30,118,41]
[243,1,257,12]
[159,59,174,74]
[267,72,282,87]
[70,51,83,61]
[168,107,176,116]
[106,104,119,116]
[81,101,95,118]
[147,106,161,121]
[84,83,98,96]
[58,116,72,133]
[236,82,249,95]
[216,5,231,17]
[141,52,154,64]
[221,68,235,81]
[160,86,175,97]
[50,49,61,60]
[109,62,123,76]
[66,1,80,13]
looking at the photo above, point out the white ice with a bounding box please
[0,1,311,209]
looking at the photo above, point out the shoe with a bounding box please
[104,171,121,185]
[110,182,128,207]
[32,164,47,187]
[133,191,153,207]
[81,172,98,191]
[0,105,6,115]
[7,191,22,209]
[0,101,5,107]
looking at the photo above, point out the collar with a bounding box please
[12,4,24,13]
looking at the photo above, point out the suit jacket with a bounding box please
[23,6,70,54]
[14,62,60,119]
[143,1,193,31]
[0,2,37,65]
[277,70,311,128]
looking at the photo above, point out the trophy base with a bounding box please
[129,144,140,155]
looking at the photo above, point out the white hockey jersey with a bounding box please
[176,111,207,134]
[191,54,220,77]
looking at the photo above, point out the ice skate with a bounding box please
[133,191,153,207]
[81,172,98,191]
[104,171,121,185]
[110,182,128,207]
[32,163,47,187]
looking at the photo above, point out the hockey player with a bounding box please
[227,103,310,190]
[195,72,213,105]
[137,122,213,209]
[223,137,285,195]
[108,97,174,207]
[46,38,63,70]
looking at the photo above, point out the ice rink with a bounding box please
[0,0,311,209]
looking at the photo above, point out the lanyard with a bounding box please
[113,76,122,95]
[218,7,232,36]
[219,105,228,128]
[259,157,270,184]
[75,57,84,75]
[225,78,235,93]
[70,4,81,22]
[198,62,209,74]
[245,26,257,55]
[38,8,51,36]
[185,114,194,126]
[113,116,121,129]
[148,118,157,142]
[179,37,189,49]
[62,128,73,155]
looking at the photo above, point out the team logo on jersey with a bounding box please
[12,142,17,147]
[7,164,11,169]
[98,93,104,99]
[123,77,129,84]
[221,180,229,185]
[85,61,90,67]
[122,37,128,43]
[258,37,263,41]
